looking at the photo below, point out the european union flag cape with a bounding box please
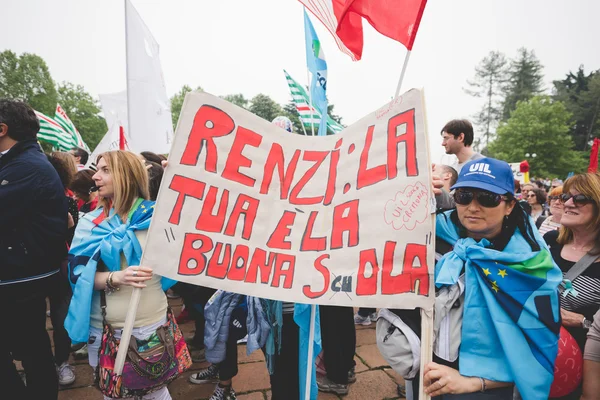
[65,200,174,343]
[435,211,561,400]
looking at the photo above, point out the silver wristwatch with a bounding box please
[583,317,593,329]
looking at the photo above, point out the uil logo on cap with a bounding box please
[465,163,496,179]
[451,157,515,195]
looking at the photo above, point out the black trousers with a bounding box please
[270,313,300,400]
[319,305,356,384]
[218,333,239,381]
[0,281,58,400]
[175,283,216,349]
[358,307,376,317]
[217,306,247,382]
[48,273,72,365]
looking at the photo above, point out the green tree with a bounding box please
[502,48,544,120]
[488,96,585,177]
[249,94,282,122]
[170,85,203,129]
[57,82,107,151]
[221,93,249,109]
[0,50,58,114]
[553,66,600,151]
[464,51,508,149]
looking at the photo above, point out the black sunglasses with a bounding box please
[560,193,594,206]
[453,189,510,208]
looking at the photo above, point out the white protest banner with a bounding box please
[142,90,434,309]
[125,0,174,155]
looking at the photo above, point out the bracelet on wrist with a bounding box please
[105,271,120,294]
[479,377,486,393]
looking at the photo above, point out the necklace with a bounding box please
[569,243,593,252]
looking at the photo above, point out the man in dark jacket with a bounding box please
[0,99,67,399]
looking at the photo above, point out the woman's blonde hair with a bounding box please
[557,173,600,251]
[549,186,563,197]
[97,151,149,222]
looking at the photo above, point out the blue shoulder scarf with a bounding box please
[65,200,174,343]
[435,210,562,400]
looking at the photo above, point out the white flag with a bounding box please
[99,91,128,135]
[125,0,173,154]
[88,123,131,167]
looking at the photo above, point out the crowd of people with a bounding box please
[1,99,599,400]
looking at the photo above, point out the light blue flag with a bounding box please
[294,303,321,400]
[304,10,328,136]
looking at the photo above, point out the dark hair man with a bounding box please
[0,99,67,398]
[69,146,89,169]
[440,119,483,172]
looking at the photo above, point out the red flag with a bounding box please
[299,0,427,61]
[119,126,127,150]
[588,138,600,173]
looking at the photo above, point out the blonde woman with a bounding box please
[543,173,600,398]
[65,151,174,400]
[537,185,564,235]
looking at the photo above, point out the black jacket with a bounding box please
[0,139,68,286]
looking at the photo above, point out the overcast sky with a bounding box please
[3,0,599,163]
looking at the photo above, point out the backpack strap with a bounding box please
[100,290,108,323]
[565,252,599,282]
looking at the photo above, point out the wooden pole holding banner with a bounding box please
[114,0,141,376]
[394,51,412,98]
[419,307,434,400]
[114,287,142,375]
[304,304,317,400]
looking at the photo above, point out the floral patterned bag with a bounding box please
[96,292,192,398]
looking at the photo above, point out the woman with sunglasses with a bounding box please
[526,187,548,221]
[421,158,562,399]
[543,173,600,399]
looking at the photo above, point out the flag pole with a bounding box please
[114,0,141,376]
[394,50,412,98]
[299,119,309,136]
[124,0,133,145]
[304,304,317,400]
[307,70,315,136]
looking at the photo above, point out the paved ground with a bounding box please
[35,298,406,399]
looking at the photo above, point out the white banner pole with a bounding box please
[299,118,309,136]
[419,307,434,400]
[304,304,317,400]
[114,287,142,375]
[114,0,141,376]
[394,50,412,98]
[124,0,133,144]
